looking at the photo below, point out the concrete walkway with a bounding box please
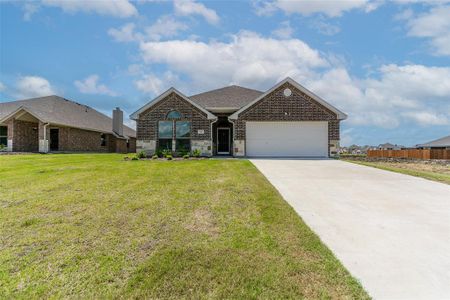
[250,159,450,300]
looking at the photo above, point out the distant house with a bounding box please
[416,135,450,150]
[0,96,136,153]
[378,143,403,150]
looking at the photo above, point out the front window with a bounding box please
[0,126,7,147]
[176,121,191,152]
[167,110,182,119]
[158,121,173,150]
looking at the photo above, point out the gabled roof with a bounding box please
[130,87,217,120]
[0,95,136,138]
[378,143,395,148]
[229,77,347,120]
[416,135,450,148]
[189,85,263,111]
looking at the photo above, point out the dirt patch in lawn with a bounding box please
[184,209,219,237]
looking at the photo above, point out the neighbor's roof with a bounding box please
[189,85,263,110]
[378,143,396,148]
[416,135,450,148]
[0,95,136,138]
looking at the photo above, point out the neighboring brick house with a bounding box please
[0,96,136,153]
[131,77,347,157]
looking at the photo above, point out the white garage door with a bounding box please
[246,121,328,157]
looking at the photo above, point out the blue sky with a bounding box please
[1,0,449,146]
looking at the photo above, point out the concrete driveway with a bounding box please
[251,159,450,300]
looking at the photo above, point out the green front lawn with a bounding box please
[343,159,450,185]
[0,154,368,299]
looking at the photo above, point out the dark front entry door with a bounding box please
[50,129,59,151]
[217,128,230,154]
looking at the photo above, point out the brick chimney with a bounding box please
[112,107,123,136]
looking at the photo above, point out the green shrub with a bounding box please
[177,145,189,157]
[183,154,190,159]
[192,149,201,157]
[137,150,146,159]
[131,156,139,161]
[152,155,158,160]
[155,148,164,158]
[162,149,172,158]
[166,155,173,160]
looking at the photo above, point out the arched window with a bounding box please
[167,110,182,119]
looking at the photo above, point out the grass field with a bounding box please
[343,159,450,185]
[0,154,368,299]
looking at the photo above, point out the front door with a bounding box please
[217,128,230,154]
[50,128,59,151]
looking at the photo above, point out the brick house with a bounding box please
[131,77,347,157]
[0,96,136,153]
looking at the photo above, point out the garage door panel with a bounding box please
[246,121,328,157]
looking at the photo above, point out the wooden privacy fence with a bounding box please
[367,149,450,160]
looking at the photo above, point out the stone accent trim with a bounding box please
[329,140,340,157]
[137,140,156,155]
[191,140,212,156]
[233,140,245,157]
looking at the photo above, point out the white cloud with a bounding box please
[146,15,189,40]
[306,64,450,128]
[15,76,56,98]
[393,8,414,21]
[135,30,449,129]
[402,111,449,125]
[41,0,138,18]
[108,17,188,43]
[174,0,220,24]
[255,0,376,17]
[0,82,5,92]
[22,2,40,21]
[271,21,294,39]
[108,23,142,43]
[310,19,341,35]
[139,31,327,90]
[74,75,117,96]
[405,5,450,56]
[128,64,143,76]
[134,71,179,95]
[134,74,164,95]
[341,128,355,146]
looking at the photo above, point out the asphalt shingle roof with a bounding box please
[417,135,450,148]
[0,95,136,138]
[189,85,263,109]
